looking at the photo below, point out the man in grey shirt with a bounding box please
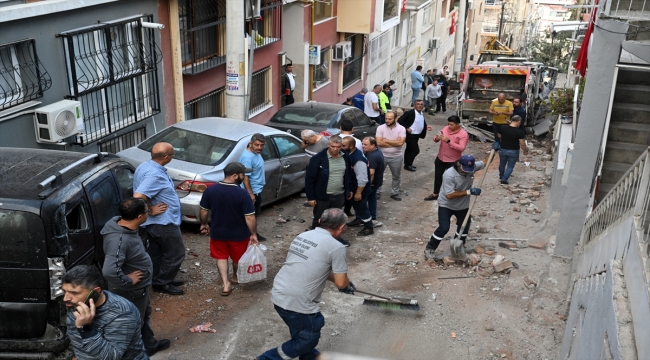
[258,208,355,360]
[300,129,329,157]
[424,155,487,259]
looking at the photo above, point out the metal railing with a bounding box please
[604,0,649,19]
[342,34,365,89]
[0,39,52,111]
[98,125,146,153]
[184,86,225,119]
[485,0,503,6]
[248,0,282,48]
[249,66,271,115]
[180,0,227,75]
[581,148,650,246]
[482,24,499,33]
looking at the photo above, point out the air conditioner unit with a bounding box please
[429,37,440,51]
[245,0,261,20]
[332,41,352,61]
[34,100,84,143]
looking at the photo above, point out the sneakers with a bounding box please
[357,228,374,236]
[424,248,437,260]
[500,180,509,185]
[346,218,363,227]
[390,194,402,201]
[372,220,383,227]
[152,284,184,295]
[424,194,438,201]
[338,238,351,247]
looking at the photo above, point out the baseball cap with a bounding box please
[458,155,476,173]
[224,162,252,176]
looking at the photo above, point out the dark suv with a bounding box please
[0,148,136,359]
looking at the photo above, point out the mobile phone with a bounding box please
[84,289,100,306]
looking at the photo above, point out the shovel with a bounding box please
[450,149,496,260]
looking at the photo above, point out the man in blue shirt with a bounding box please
[352,88,367,112]
[134,142,185,296]
[411,66,425,106]
[199,162,259,296]
[239,133,267,242]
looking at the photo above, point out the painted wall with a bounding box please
[0,0,165,154]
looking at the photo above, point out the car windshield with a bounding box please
[0,210,43,265]
[138,127,237,166]
[271,107,338,126]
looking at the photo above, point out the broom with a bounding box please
[356,289,420,311]
[450,149,496,260]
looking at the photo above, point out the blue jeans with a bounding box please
[368,187,378,220]
[499,149,519,182]
[258,305,325,360]
[411,88,421,105]
[427,207,471,249]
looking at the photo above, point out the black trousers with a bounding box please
[145,224,185,287]
[254,193,262,216]
[434,156,456,195]
[284,92,295,106]
[109,286,158,351]
[426,207,471,250]
[436,95,447,112]
[311,193,345,229]
[404,134,421,167]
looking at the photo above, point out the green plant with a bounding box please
[549,88,575,115]
[526,30,572,72]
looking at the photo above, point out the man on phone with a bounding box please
[101,197,170,356]
[63,265,148,360]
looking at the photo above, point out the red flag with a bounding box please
[575,0,599,76]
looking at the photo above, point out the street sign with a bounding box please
[309,45,321,65]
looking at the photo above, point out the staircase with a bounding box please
[599,66,650,201]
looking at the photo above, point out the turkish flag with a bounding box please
[575,0,599,76]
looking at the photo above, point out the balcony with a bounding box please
[485,0,503,7]
[482,24,499,34]
[179,0,227,75]
[247,0,282,48]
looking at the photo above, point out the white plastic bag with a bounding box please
[237,244,267,284]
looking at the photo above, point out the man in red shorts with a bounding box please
[199,162,259,296]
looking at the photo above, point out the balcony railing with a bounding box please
[485,0,503,6]
[581,148,650,246]
[98,125,147,153]
[180,0,227,75]
[342,34,365,89]
[247,0,282,48]
[482,24,499,33]
[184,86,225,119]
[604,0,649,19]
[250,66,271,115]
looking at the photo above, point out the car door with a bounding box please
[350,108,377,138]
[59,196,94,267]
[84,174,121,264]
[272,135,310,198]
[260,136,282,205]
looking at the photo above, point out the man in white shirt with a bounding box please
[398,99,432,172]
[363,84,382,123]
[282,64,295,106]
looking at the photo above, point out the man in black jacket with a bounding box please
[398,99,432,171]
[282,64,296,106]
[305,135,353,246]
[101,197,170,356]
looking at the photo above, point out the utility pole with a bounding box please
[226,0,247,120]
[497,1,505,43]
[453,0,467,76]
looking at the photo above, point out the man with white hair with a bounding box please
[300,130,329,157]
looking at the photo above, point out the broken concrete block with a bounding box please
[467,254,481,266]
[525,207,536,214]
[477,226,489,233]
[523,276,537,287]
[513,206,521,212]
[493,260,514,273]
[498,241,517,249]
[519,199,530,205]
[492,255,505,266]
[443,256,456,266]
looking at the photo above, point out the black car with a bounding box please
[0,148,135,358]
[265,102,378,140]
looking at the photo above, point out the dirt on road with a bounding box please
[149,111,570,360]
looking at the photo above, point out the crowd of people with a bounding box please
[61,85,529,359]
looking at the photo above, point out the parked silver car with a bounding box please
[118,118,310,224]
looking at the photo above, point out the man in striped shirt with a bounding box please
[63,265,147,360]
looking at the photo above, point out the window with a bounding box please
[313,47,331,89]
[250,66,272,115]
[98,126,147,154]
[383,0,399,22]
[342,34,365,89]
[0,210,44,265]
[114,167,135,200]
[408,14,416,41]
[270,106,338,126]
[422,5,432,27]
[88,178,120,228]
[248,0,282,48]
[65,203,89,232]
[179,0,227,74]
[185,87,226,120]
[0,39,51,111]
[314,0,332,22]
[350,109,371,127]
[475,32,479,45]
[273,136,304,157]
[441,0,448,17]
[369,32,390,68]
[392,26,400,49]
[139,127,237,166]
[59,15,161,146]
[261,136,278,161]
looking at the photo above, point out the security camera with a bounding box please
[141,22,165,30]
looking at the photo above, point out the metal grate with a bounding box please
[98,125,146,153]
[248,0,282,49]
[343,34,365,89]
[313,47,330,88]
[185,86,226,119]
[0,39,52,111]
[180,0,227,75]
[250,66,271,115]
[58,15,161,146]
